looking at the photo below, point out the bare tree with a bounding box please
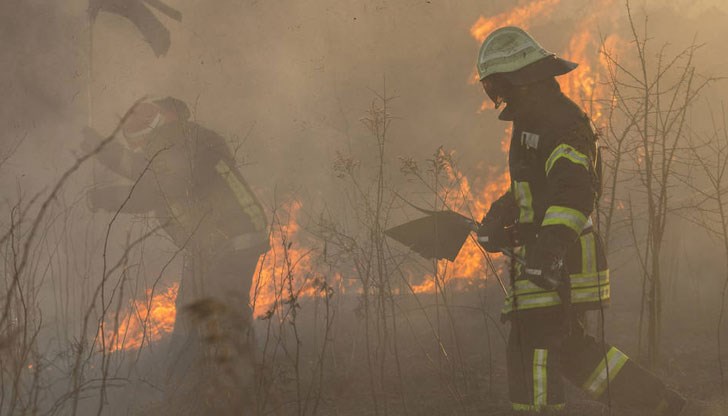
[599,1,713,368]
[685,104,728,396]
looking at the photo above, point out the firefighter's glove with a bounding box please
[509,222,536,246]
[524,245,565,291]
[476,220,510,253]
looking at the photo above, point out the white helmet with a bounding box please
[477,26,576,84]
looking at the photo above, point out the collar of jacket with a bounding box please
[497,78,563,122]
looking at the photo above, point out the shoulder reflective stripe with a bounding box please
[513,181,535,223]
[215,160,267,231]
[542,205,588,234]
[580,233,597,275]
[512,403,565,412]
[582,347,630,398]
[533,349,548,407]
[545,143,590,175]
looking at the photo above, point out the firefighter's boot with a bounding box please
[560,333,686,416]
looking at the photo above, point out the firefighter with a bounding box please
[81,97,268,413]
[475,27,686,414]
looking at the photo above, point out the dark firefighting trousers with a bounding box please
[165,245,262,414]
[507,308,685,414]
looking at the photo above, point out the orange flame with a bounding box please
[469,0,562,90]
[250,200,315,318]
[102,202,327,351]
[409,145,511,294]
[443,0,626,292]
[469,0,561,42]
[470,0,624,121]
[101,283,178,352]
[106,0,629,350]
[559,0,621,124]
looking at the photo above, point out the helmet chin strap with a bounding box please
[492,95,504,109]
[483,77,509,109]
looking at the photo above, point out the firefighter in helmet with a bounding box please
[475,27,685,414]
[81,97,268,413]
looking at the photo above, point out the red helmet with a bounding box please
[121,97,190,149]
[122,102,163,148]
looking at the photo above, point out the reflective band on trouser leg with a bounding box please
[512,350,566,414]
[544,143,590,176]
[512,181,534,224]
[542,205,588,235]
[582,347,629,399]
[534,349,548,407]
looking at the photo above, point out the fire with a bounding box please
[100,283,178,352]
[101,202,329,352]
[250,200,316,318]
[426,0,626,292]
[469,0,562,93]
[470,0,624,120]
[104,0,628,350]
[559,0,622,124]
[469,0,561,42]
[408,144,511,295]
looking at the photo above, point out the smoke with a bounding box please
[2,0,728,414]
[4,0,725,203]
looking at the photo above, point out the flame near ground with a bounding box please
[103,0,626,352]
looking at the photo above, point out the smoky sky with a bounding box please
[0,0,725,195]
[1,0,728,323]
[1,2,728,414]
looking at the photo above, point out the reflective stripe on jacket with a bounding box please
[495,80,607,316]
[502,230,609,314]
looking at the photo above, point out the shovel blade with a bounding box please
[385,211,473,261]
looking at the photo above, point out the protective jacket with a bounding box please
[487,79,683,415]
[486,79,609,316]
[88,120,268,258]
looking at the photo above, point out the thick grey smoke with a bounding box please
[1,0,728,414]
